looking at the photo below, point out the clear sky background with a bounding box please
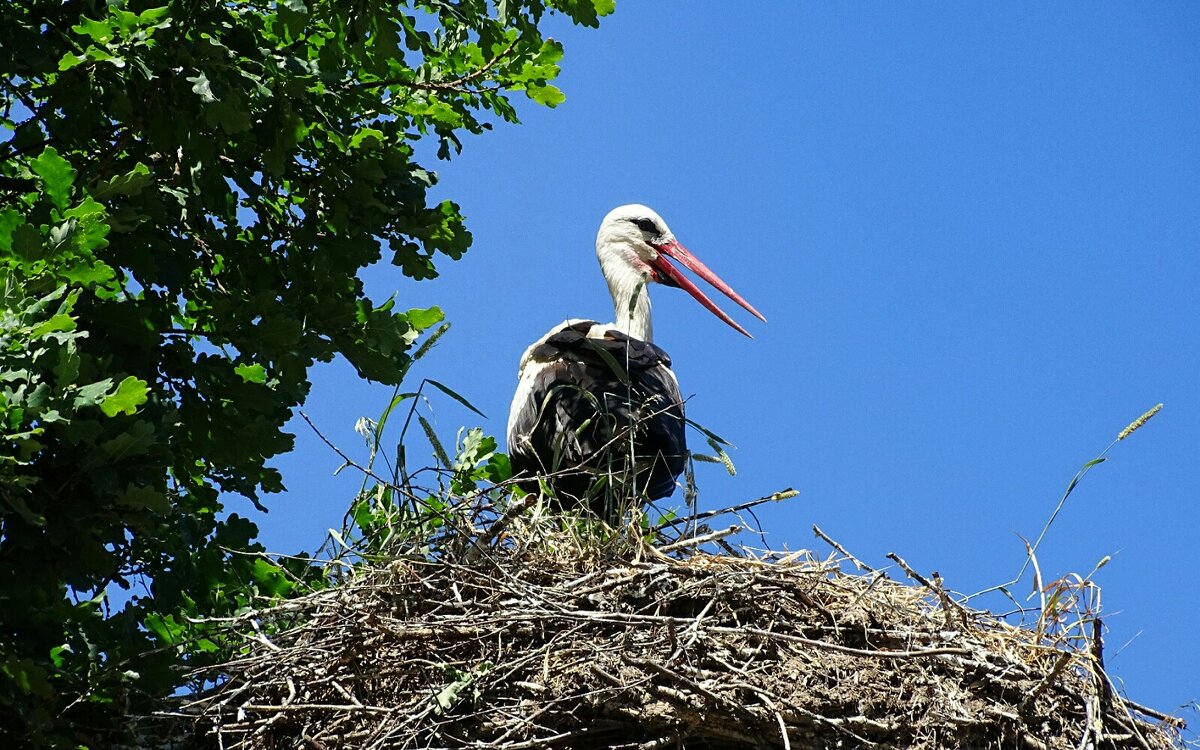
[251,3,1199,732]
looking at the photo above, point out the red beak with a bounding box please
[650,239,767,338]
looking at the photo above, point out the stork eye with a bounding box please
[632,217,658,234]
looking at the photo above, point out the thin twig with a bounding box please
[653,489,797,530]
[813,524,877,573]
[656,525,742,553]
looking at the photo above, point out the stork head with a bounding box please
[596,204,767,337]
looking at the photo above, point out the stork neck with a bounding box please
[605,263,654,342]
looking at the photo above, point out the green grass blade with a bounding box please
[425,378,487,418]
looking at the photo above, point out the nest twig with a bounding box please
[173,511,1186,750]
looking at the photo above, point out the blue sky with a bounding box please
[257,3,1199,730]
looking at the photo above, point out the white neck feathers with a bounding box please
[604,259,653,342]
[595,212,664,343]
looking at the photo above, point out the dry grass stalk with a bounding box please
[176,513,1186,750]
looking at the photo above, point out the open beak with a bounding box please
[650,239,767,338]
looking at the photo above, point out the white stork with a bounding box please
[506,204,765,520]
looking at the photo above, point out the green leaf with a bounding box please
[349,127,385,150]
[91,163,153,199]
[1,494,46,527]
[49,645,72,669]
[526,83,565,107]
[188,73,217,103]
[62,197,112,252]
[58,52,87,71]
[26,383,51,409]
[0,209,23,252]
[1,657,53,698]
[209,100,252,133]
[100,421,156,460]
[405,306,444,331]
[30,147,76,211]
[110,8,141,35]
[249,557,294,598]
[455,427,496,471]
[144,613,183,644]
[9,223,42,259]
[29,313,76,338]
[62,260,117,287]
[84,46,125,68]
[71,16,116,44]
[234,363,267,384]
[99,376,149,417]
[483,452,512,483]
[74,379,114,409]
[557,0,614,26]
[53,339,81,383]
[115,485,171,513]
[137,6,171,25]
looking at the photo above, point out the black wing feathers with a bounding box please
[510,322,686,518]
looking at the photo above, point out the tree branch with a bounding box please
[348,36,520,93]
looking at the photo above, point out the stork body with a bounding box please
[506,205,764,521]
[506,319,686,517]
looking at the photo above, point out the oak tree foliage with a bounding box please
[0,0,611,744]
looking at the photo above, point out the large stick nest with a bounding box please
[181,514,1185,750]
